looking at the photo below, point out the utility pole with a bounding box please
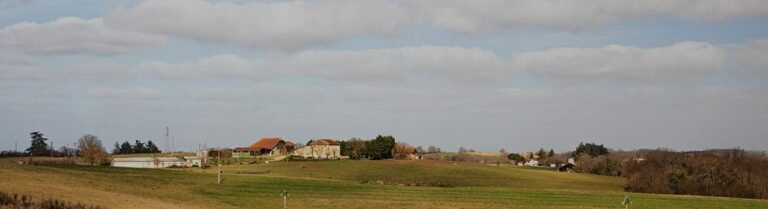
[217,148,222,184]
[50,141,54,158]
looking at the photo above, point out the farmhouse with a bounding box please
[233,137,296,157]
[112,157,199,168]
[293,139,341,159]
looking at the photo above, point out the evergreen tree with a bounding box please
[133,140,146,153]
[573,142,609,157]
[120,141,133,154]
[548,149,555,157]
[366,135,395,160]
[146,140,161,153]
[507,153,525,162]
[26,131,49,156]
[112,142,121,154]
[537,148,547,159]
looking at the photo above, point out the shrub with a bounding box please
[0,191,104,209]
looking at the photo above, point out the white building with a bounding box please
[112,157,197,168]
[293,139,341,159]
[524,159,540,166]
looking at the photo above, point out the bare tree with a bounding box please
[392,143,415,160]
[78,134,108,166]
[347,138,366,160]
[427,146,438,153]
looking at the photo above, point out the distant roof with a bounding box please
[112,157,184,162]
[285,141,295,147]
[251,137,284,150]
[310,139,340,146]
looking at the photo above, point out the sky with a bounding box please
[1,0,768,153]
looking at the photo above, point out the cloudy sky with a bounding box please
[1,0,768,153]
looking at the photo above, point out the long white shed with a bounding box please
[112,157,188,168]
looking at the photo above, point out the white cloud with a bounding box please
[0,16,164,55]
[85,87,161,100]
[134,54,265,79]
[0,62,131,80]
[279,46,506,81]
[419,0,768,33]
[105,0,412,49]
[98,0,768,49]
[134,46,506,82]
[0,50,34,65]
[733,38,768,78]
[515,41,725,82]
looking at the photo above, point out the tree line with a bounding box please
[338,135,400,160]
[624,149,768,199]
[112,140,161,154]
[565,142,768,199]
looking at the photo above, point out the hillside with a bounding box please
[1,158,767,209]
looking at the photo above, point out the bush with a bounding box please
[0,191,104,209]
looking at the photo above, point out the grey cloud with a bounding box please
[105,0,412,50]
[134,46,508,82]
[99,0,768,49]
[515,41,725,82]
[134,54,266,79]
[0,17,164,56]
[733,38,768,78]
[419,0,768,34]
[85,87,162,100]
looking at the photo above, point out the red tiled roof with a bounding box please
[310,139,340,146]
[250,137,284,150]
[285,141,295,148]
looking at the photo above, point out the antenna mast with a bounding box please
[165,127,170,153]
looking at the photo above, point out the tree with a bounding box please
[133,140,146,153]
[366,135,395,160]
[458,147,467,153]
[146,140,161,153]
[345,138,366,160]
[499,148,507,154]
[26,131,49,156]
[415,146,425,153]
[573,142,609,157]
[537,148,547,159]
[548,149,555,158]
[427,146,438,153]
[338,140,349,156]
[112,142,121,154]
[78,134,107,166]
[393,142,416,160]
[508,153,525,162]
[119,141,133,154]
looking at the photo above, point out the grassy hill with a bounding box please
[1,158,767,209]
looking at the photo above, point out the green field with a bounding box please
[1,158,767,209]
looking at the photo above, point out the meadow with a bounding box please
[1,158,767,209]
